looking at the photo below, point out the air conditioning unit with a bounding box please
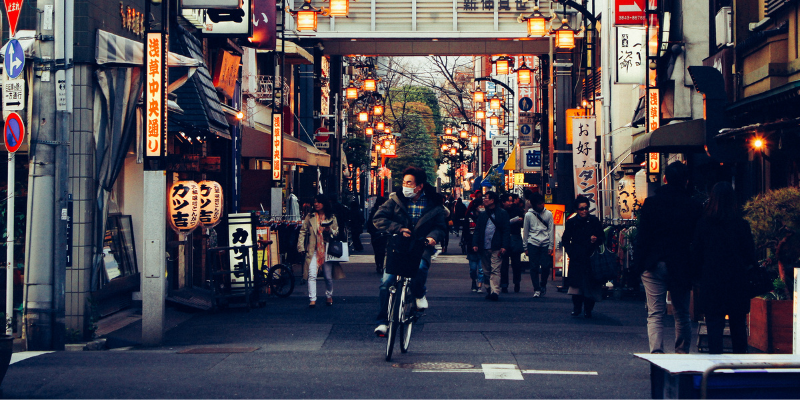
[715,7,732,48]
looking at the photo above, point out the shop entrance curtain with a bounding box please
[91,67,143,290]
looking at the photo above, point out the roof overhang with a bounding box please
[631,119,706,155]
[257,42,313,64]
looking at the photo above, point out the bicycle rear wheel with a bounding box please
[269,264,295,298]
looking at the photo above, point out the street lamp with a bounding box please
[459,129,468,139]
[554,18,577,50]
[292,0,321,31]
[523,6,551,37]
[516,61,533,85]
[359,111,369,122]
[476,109,486,120]
[376,121,385,130]
[494,56,512,75]
[345,81,358,99]
[490,96,501,110]
[329,0,349,16]
[473,89,485,103]
[450,148,457,156]
[373,104,384,116]
[489,113,499,126]
[470,136,479,145]
[365,127,374,136]
[363,76,377,91]
[441,144,449,151]
[384,125,392,134]
[445,126,453,135]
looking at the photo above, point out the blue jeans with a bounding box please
[469,256,484,284]
[376,258,430,324]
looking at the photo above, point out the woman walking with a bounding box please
[562,196,604,318]
[298,194,339,308]
[692,182,756,354]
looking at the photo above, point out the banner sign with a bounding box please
[571,116,598,215]
[616,26,645,84]
[198,180,224,229]
[272,114,282,180]
[145,32,167,158]
[648,89,660,132]
[250,0,276,50]
[228,213,254,283]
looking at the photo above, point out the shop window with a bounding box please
[102,215,138,281]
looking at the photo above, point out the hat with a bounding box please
[474,189,482,195]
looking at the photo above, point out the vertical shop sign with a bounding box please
[272,114,282,180]
[616,26,645,84]
[647,152,660,174]
[648,89,659,132]
[145,32,167,158]
[212,50,242,99]
[250,0,277,50]
[198,180,224,230]
[228,213,254,283]
[167,181,200,239]
[571,116,598,215]
[617,175,639,219]
[521,145,542,172]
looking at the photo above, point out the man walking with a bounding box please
[372,167,448,336]
[523,192,554,298]
[501,193,525,293]
[472,191,510,301]
[635,161,702,354]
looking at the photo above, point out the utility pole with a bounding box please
[24,0,58,350]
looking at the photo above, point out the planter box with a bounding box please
[748,297,793,353]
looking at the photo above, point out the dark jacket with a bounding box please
[473,206,511,251]
[562,214,604,287]
[691,217,756,316]
[454,200,467,222]
[635,184,703,291]
[505,204,526,254]
[372,184,448,263]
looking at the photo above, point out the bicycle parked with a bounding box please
[256,239,295,301]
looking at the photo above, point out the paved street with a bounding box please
[2,233,675,398]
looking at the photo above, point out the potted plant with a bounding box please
[743,186,800,353]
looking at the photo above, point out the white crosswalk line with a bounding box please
[522,369,598,375]
[482,363,524,380]
[11,351,53,365]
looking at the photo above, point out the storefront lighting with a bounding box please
[490,97,501,110]
[516,61,532,85]
[236,111,244,120]
[359,111,369,122]
[365,127,374,136]
[293,0,321,31]
[373,104,384,116]
[345,81,358,99]
[363,77,377,91]
[376,121,385,130]
[473,89,485,103]
[445,126,453,135]
[524,7,551,37]
[554,19,577,50]
[329,0,349,16]
[476,109,486,120]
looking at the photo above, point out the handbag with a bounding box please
[745,265,773,298]
[590,244,617,282]
[326,241,350,262]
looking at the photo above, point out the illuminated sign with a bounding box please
[198,180,224,229]
[272,114,282,180]
[648,89,659,132]
[168,181,200,238]
[145,32,167,158]
[648,152,660,174]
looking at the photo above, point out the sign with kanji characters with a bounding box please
[2,76,24,110]
[617,175,640,219]
[228,213,255,283]
[571,116,598,215]
[616,26,645,84]
[198,180,224,229]
[544,204,566,226]
[648,89,660,132]
[272,114,282,180]
[565,109,589,145]
[521,145,542,172]
[167,180,200,238]
[648,152,660,174]
[145,32,167,158]
[492,135,509,148]
[212,50,241,99]
[250,0,276,50]
[4,0,24,38]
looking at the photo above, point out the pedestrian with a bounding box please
[472,191,510,301]
[691,182,756,354]
[454,196,467,238]
[523,192,554,297]
[298,194,339,308]
[501,193,525,293]
[463,195,484,292]
[635,161,703,353]
[349,200,364,252]
[562,195,604,318]
[367,196,388,275]
[372,167,448,336]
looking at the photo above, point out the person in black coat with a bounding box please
[349,200,365,252]
[635,161,703,354]
[691,182,756,354]
[500,193,525,293]
[562,195,605,318]
[367,196,387,274]
[472,191,511,300]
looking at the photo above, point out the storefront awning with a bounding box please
[242,126,272,158]
[631,119,706,154]
[95,30,201,67]
[284,134,331,167]
[503,146,517,171]
[256,42,313,64]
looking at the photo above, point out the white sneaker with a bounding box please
[415,296,428,309]
[374,324,388,336]
[533,291,541,298]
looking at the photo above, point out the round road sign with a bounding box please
[518,97,533,112]
[4,112,25,153]
[4,39,25,79]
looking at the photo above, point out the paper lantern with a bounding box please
[490,97,501,110]
[363,77,376,91]
[168,180,201,238]
[476,109,486,120]
[365,127,374,136]
[555,19,576,50]
[359,111,369,122]
[198,180,224,230]
[473,90,485,103]
[526,7,550,37]
[373,104,384,116]
[329,0,349,16]
[376,121,385,130]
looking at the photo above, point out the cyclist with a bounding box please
[373,166,448,336]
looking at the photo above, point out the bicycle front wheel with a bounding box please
[269,264,295,298]
[385,288,402,361]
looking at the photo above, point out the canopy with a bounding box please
[503,146,517,171]
[95,30,202,67]
[631,119,706,154]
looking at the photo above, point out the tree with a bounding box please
[387,113,437,189]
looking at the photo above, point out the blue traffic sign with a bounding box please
[520,124,531,135]
[4,112,25,153]
[4,39,25,79]
[519,96,533,112]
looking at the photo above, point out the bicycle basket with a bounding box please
[385,234,424,278]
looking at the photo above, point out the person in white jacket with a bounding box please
[522,192,554,297]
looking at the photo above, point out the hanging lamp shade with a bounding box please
[384,139,391,147]
[516,62,532,85]
[359,111,369,122]
[490,97,501,110]
[470,136,479,145]
[450,148,457,156]
[365,127,374,136]
[526,7,551,37]
[373,104,384,116]
[459,129,468,139]
[198,180,224,230]
[329,0,349,16]
[476,109,486,120]
[489,113,499,126]
[441,144,448,151]
[168,181,201,238]
[494,57,511,75]
[445,126,453,135]
[345,81,358,99]
[384,126,391,134]
[363,77,377,91]
[376,121,385,130]
[554,19,576,50]
[294,0,320,31]
[473,89,485,103]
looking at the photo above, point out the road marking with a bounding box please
[11,351,53,365]
[522,369,599,375]
[482,364,524,380]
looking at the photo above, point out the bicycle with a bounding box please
[256,240,295,301]
[383,234,427,362]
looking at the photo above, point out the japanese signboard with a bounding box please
[521,145,542,172]
[565,109,588,145]
[228,213,254,283]
[617,175,640,219]
[615,0,646,25]
[2,76,24,111]
[544,204,566,226]
[250,0,276,50]
[201,0,253,36]
[571,116,598,215]
[616,26,645,84]
[145,32,167,158]
[648,89,660,132]
[168,181,200,238]
[212,50,242,99]
[648,152,660,174]
[198,180,224,229]
[492,136,509,148]
[272,114,282,180]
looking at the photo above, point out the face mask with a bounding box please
[402,186,417,198]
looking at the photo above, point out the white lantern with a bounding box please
[168,180,201,239]
[198,180,224,230]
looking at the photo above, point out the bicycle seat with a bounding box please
[257,240,273,249]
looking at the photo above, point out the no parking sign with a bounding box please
[4,112,25,153]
